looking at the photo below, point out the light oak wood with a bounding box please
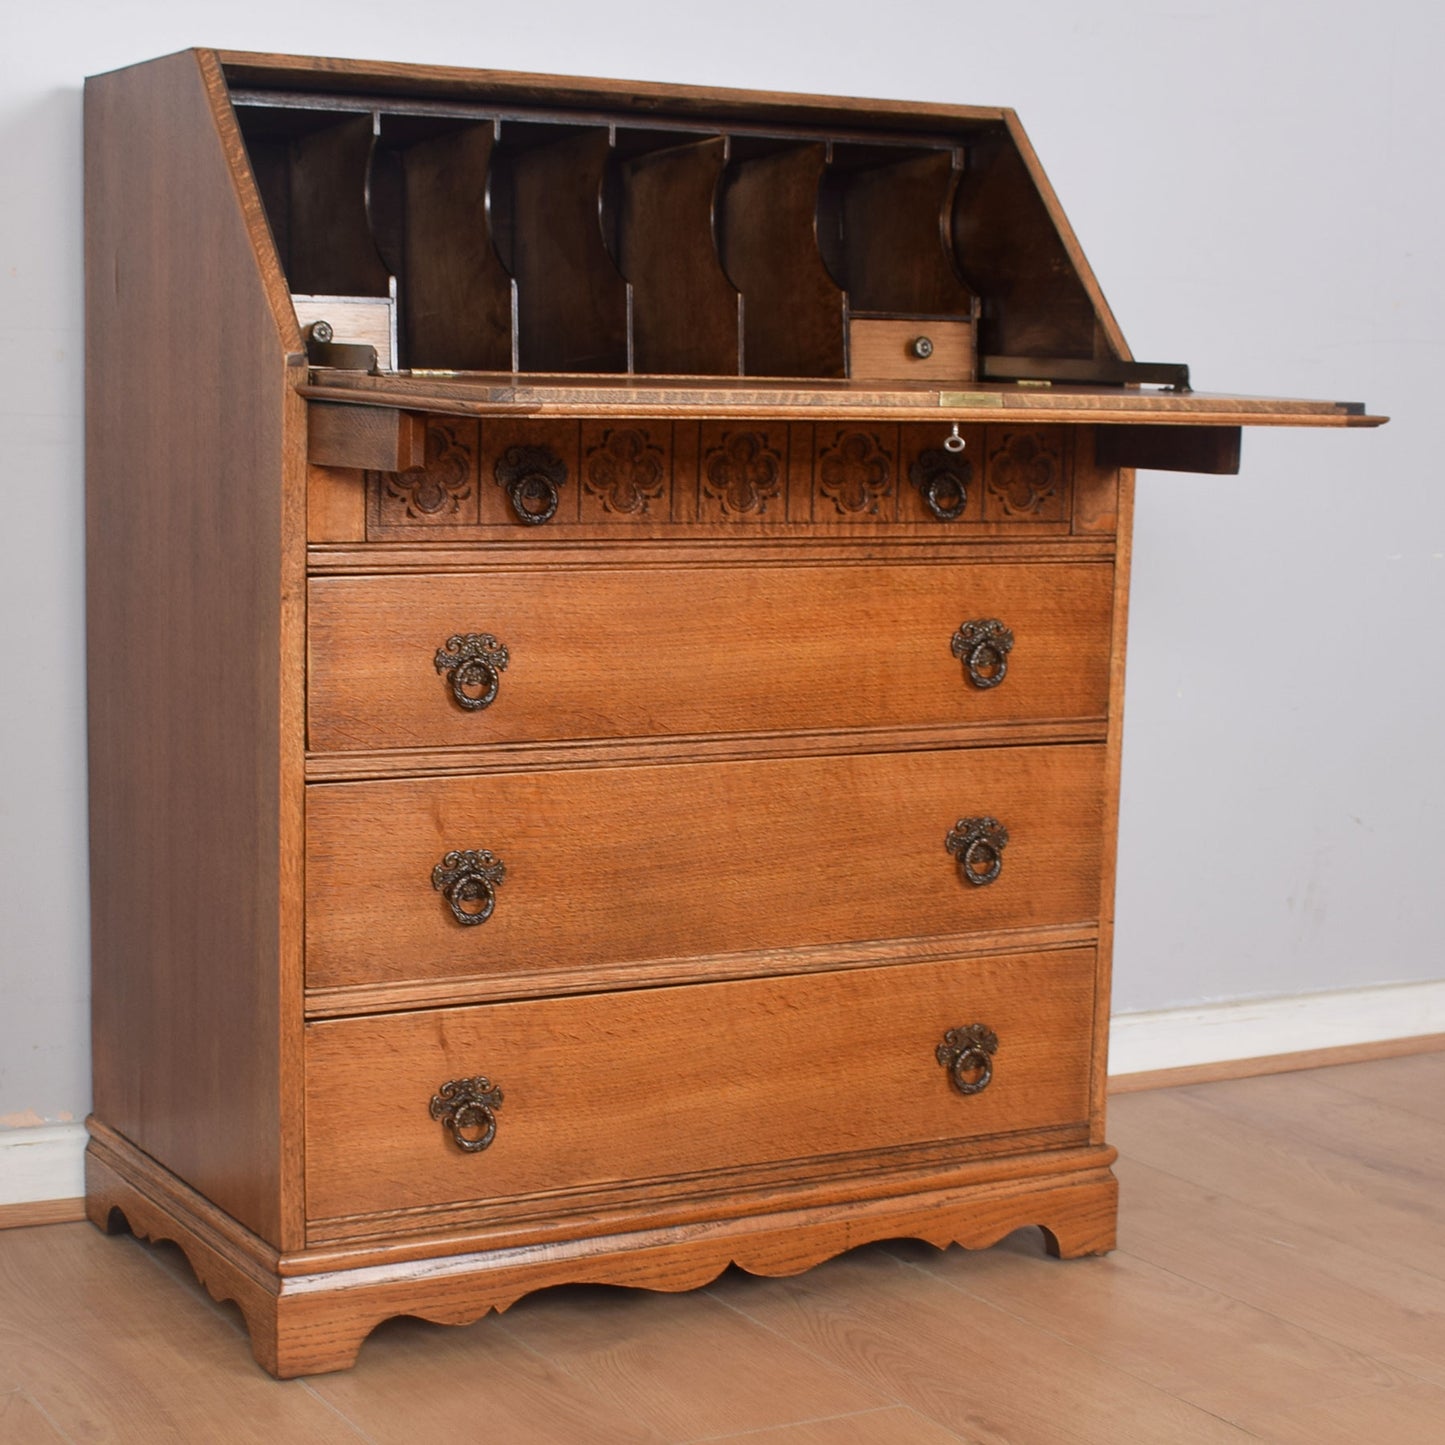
[303,922,1100,1018]
[1308,1045,1445,1122]
[1113,1151,1445,1391]
[893,1225,1404,1433]
[1088,465,1135,1142]
[0,1393,67,1445]
[0,1199,85,1231]
[306,462,367,543]
[84,47,1382,1377]
[304,950,1096,1224]
[8,1055,1438,1434]
[307,560,1113,753]
[87,1116,1116,1378]
[706,1241,1257,1442]
[304,745,1106,991]
[849,318,976,382]
[303,370,1385,425]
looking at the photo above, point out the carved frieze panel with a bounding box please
[898,425,985,525]
[371,418,480,528]
[983,428,1067,521]
[580,425,670,521]
[813,427,897,521]
[699,429,786,518]
[477,419,582,526]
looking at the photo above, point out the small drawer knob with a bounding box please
[946,817,1009,887]
[936,1024,998,1095]
[430,1076,504,1152]
[910,335,934,360]
[434,633,509,711]
[951,619,1014,689]
[432,849,506,925]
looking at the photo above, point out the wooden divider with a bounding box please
[237,108,391,299]
[236,104,1004,377]
[718,142,847,378]
[821,144,975,316]
[494,123,631,373]
[372,117,515,371]
[613,134,742,376]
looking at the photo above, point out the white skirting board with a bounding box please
[0,1123,86,1209]
[3,979,1444,1209]
[1106,978,1445,1078]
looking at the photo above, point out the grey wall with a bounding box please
[2,0,1439,1129]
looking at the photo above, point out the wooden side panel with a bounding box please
[1089,467,1135,1140]
[304,948,1098,1223]
[84,50,303,1246]
[951,119,1121,363]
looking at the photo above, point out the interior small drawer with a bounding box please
[304,743,1105,992]
[303,947,1096,1226]
[306,561,1113,755]
[849,317,975,382]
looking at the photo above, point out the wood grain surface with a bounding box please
[306,560,1113,753]
[302,369,1385,425]
[849,318,976,382]
[303,948,1096,1222]
[85,49,307,1248]
[304,743,1106,990]
[13,1054,1429,1426]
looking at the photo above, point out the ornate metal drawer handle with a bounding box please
[936,1024,999,1095]
[910,447,972,521]
[434,633,509,711]
[951,619,1014,688]
[946,817,1009,886]
[430,1076,504,1152]
[496,444,566,525]
[432,849,506,925]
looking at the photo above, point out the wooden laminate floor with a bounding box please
[2,1052,1443,1443]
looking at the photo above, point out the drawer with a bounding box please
[305,743,1105,990]
[304,947,1097,1224]
[848,318,975,382]
[306,561,1113,754]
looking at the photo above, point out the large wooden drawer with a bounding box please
[304,947,1097,1225]
[305,744,1105,990]
[306,561,1113,754]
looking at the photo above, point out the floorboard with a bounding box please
[1,1051,1441,1443]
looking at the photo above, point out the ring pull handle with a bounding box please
[496,444,566,526]
[430,1076,504,1152]
[951,619,1014,689]
[432,849,506,926]
[910,446,971,522]
[946,817,1009,887]
[434,633,509,711]
[936,1024,998,1095]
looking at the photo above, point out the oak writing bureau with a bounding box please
[83,48,1384,1376]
